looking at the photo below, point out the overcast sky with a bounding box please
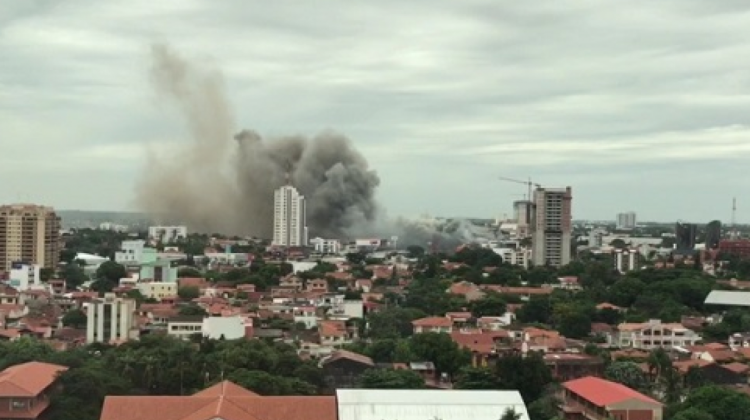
[2,1,750,223]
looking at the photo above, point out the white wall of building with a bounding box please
[202,316,247,340]
[137,282,178,300]
[115,240,146,265]
[310,237,342,254]
[9,263,41,291]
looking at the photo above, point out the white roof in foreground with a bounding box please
[336,389,529,420]
[704,290,750,307]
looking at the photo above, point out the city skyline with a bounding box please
[4,2,750,222]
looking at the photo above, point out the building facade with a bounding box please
[616,212,637,230]
[310,237,342,254]
[84,293,138,343]
[616,320,701,350]
[147,226,187,243]
[613,248,640,273]
[531,187,573,267]
[0,204,60,272]
[272,185,308,247]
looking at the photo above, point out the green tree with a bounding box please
[671,408,715,420]
[49,364,134,420]
[96,261,127,283]
[406,245,426,259]
[346,252,366,265]
[179,305,207,317]
[516,296,552,324]
[454,367,498,389]
[557,311,592,339]
[604,361,649,393]
[409,332,471,378]
[500,407,522,420]
[468,292,507,318]
[676,385,750,420]
[358,369,424,389]
[61,264,88,289]
[367,308,425,339]
[178,286,201,301]
[62,309,87,328]
[178,267,202,278]
[494,352,553,403]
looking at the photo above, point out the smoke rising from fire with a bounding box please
[135,44,380,238]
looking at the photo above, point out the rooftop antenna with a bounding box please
[732,197,738,239]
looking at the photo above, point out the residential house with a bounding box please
[280,275,304,290]
[447,281,485,302]
[729,333,750,351]
[318,320,353,349]
[673,359,746,386]
[137,282,178,300]
[590,323,616,346]
[450,330,510,366]
[293,306,317,329]
[0,361,68,420]
[166,316,203,340]
[480,285,554,301]
[616,319,701,350]
[412,317,453,334]
[561,376,663,420]
[320,350,374,389]
[307,279,328,293]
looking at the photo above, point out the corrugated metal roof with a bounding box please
[336,389,529,420]
[704,290,750,306]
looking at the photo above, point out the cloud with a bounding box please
[2,0,750,223]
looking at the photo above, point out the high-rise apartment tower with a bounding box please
[531,187,573,268]
[0,204,61,271]
[272,185,308,247]
[616,212,637,229]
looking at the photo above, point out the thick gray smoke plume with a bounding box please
[135,44,380,238]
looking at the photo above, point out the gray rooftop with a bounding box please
[704,290,750,307]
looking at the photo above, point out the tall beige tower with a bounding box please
[531,187,572,268]
[0,204,61,271]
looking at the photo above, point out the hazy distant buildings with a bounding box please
[675,222,697,253]
[616,212,637,230]
[705,220,722,249]
[148,226,187,243]
[531,187,573,268]
[0,204,61,271]
[513,200,533,238]
[272,185,308,247]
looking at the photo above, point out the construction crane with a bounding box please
[498,176,541,201]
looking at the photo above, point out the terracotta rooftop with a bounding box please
[0,362,68,397]
[723,362,750,374]
[412,317,452,328]
[100,381,335,420]
[563,376,661,407]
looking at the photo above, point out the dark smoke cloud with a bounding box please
[136,44,380,238]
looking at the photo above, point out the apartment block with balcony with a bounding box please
[0,204,60,272]
[616,320,701,350]
[84,293,138,344]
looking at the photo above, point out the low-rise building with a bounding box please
[84,293,138,344]
[613,248,640,273]
[320,350,374,389]
[0,362,68,420]
[561,376,663,420]
[166,316,203,339]
[616,319,702,350]
[137,282,178,300]
[412,317,453,334]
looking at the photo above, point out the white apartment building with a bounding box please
[531,187,573,268]
[588,228,607,248]
[310,237,342,254]
[490,243,531,269]
[616,319,701,350]
[272,185,308,247]
[85,293,138,344]
[613,248,640,273]
[148,226,187,244]
[616,212,637,230]
[8,263,41,291]
[137,282,178,300]
[115,240,146,265]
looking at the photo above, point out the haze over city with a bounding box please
[4,1,750,223]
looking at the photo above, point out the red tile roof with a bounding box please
[412,317,452,328]
[563,376,661,407]
[0,362,68,397]
[323,350,374,367]
[100,382,335,420]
